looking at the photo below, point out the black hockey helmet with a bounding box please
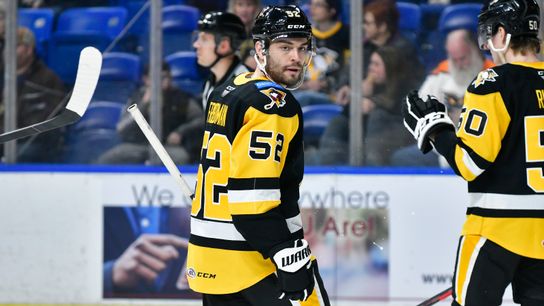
[252,5,312,46]
[197,11,246,49]
[477,0,540,49]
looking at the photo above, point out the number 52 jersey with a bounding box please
[186,73,306,294]
[438,62,544,259]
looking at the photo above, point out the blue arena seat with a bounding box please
[93,52,141,102]
[18,8,55,59]
[165,51,205,97]
[48,7,128,84]
[397,2,422,45]
[63,101,125,163]
[302,104,343,148]
[55,7,128,39]
[63,128,121,164]
[162,5,200,55]
[71,101,125,132]
[138,5,200,62]
[438,3,483,34]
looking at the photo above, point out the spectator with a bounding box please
[0,27,66,163]
[419,29,494,103]
[193,11,250,109]
[335,0,424,105]
[97,62,203,165]
[293,0,350,107]
[310,46,422,166]
[228,0,261,70]
[391,29,494,168]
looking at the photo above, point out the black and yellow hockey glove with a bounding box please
[402,90,455,154]
[270,239,315,301]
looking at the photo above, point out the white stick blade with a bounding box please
[65,47,103,117]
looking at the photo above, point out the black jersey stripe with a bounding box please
[228,177,280,190]
[467,207,544,218]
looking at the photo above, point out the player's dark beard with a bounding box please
[266,56,303,87]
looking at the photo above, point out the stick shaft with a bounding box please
[127,104,194,199]
[417,287,453,306]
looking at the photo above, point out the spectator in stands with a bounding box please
[335,0,424,105]
[309,46,421,166]
[293,0,350,107]
[391,29,494,167]
[193,11,250,109]
[0,27,66,163]
[228,0,261,70]
[419,29,494,104]
[97,62,203,165]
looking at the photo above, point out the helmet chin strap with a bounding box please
[487,33,511,64]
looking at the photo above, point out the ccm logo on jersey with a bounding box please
[261,88,287,110]
[186,267,217,279]
[472,69,498,88]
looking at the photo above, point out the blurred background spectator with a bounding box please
[308,45,422,166]
[391,27,494,168]
[97,62,203,165]
[228,0,261,69]
[0,27,66,163]
[292,0,350,107]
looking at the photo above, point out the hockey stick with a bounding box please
[0,47,102,143]
[127,104,194,199]
[417,287,453,306]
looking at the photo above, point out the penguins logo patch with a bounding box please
[261,88,287,110]
[472,69,498,88]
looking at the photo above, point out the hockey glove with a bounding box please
[271,239,314,301]
[402,90,455,154]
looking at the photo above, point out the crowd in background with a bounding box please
[0,0,504,167]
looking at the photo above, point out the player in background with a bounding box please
[402,0,544,305]
[193,11,250,109]
[186,5,330,306]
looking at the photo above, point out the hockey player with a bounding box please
[186,5,330,306]
[193,11,250,109]
[402,0,544,305]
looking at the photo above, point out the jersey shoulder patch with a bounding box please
[254,81,288,111]
[468,66,505,95]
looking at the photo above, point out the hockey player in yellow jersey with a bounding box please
[187,5,330,306]
[402,0,544,305]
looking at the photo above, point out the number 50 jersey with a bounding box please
[436,62,544,259]
[186,73,306,294]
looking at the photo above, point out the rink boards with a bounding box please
[0,165,513,305]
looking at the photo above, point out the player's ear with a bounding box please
[254,40,266,59]
[217,37,232,55]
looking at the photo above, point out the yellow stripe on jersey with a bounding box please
[186,243,276,294]
[454,91,511,181]
[454,235,486,305]
[228,106,299,215]
[462,215,544,259]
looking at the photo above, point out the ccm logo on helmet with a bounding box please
[287,25,306,29]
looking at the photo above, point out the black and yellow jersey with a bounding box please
[187,72,305,294]
[434,62,544,259]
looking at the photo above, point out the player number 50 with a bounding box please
[525,116,544,192]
